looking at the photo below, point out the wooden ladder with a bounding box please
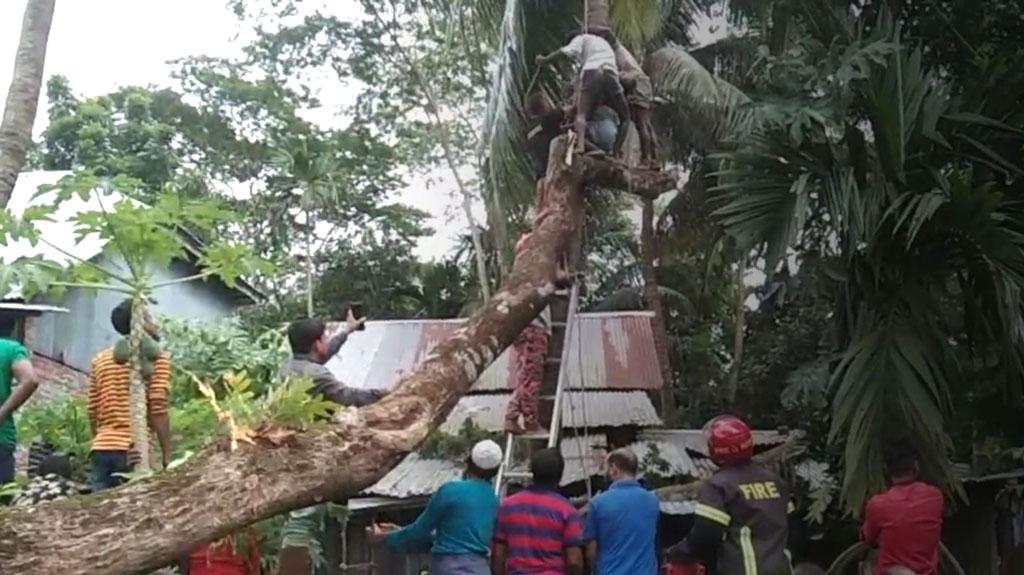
[494,281,581,497]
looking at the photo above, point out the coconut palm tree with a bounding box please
[0,0,57,207]
[472,0,754,418]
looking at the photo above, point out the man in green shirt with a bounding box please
[0,316,40,484]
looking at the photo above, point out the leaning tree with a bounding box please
[0,0,57,207]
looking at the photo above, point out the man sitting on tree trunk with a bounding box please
[526,92,620,181]
[87,299,172,491]
[536,32,630,157]
[591,26,658,167]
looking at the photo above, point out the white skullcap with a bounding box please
[470,439,503,470]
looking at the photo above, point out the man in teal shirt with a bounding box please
[0,317,40,484]
[370,439,502,574]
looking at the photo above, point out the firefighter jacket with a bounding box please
[693,462,793,575]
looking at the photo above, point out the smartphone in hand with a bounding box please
[349,302,366,331]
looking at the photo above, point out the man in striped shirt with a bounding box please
[492,448,584,575]
[87,299,172,491]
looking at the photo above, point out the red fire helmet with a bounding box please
[706,415,753,466]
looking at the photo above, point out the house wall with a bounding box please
[29,255,244,373]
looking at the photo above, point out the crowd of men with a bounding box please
[364,416,946,575]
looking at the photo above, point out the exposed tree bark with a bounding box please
[579,158,673,199]
[305,213,315,317]
[129,297,151,471]
[0,0,56,208]
[640,197,676,420]
[0,138,674,575]
[586,0,610,28]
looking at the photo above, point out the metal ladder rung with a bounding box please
[495,281,580,497]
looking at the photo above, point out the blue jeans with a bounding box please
[0,444,14,484]
[90,450,131,492]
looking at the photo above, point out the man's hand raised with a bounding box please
[345,309,366,333]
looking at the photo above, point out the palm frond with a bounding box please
[479,0,581,218]
[829,306,960,513]
[861,42,951,183]
[649,44,757,151]
[710,134,823,271]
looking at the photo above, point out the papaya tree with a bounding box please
[0,171,271,471]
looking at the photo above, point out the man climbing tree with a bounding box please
[505,234,553,435]
[536,32,629,157]
[591,27,658,167]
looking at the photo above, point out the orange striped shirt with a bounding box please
[87,349,171,452]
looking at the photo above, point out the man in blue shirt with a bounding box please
[584,448,660,575]
[370,439,503,574]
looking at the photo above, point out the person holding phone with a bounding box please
[282,307,384,407]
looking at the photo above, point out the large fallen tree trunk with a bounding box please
[0,137,675,574]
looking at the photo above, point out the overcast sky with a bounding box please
[0,0,468,261]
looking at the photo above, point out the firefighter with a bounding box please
[666,415,793,575]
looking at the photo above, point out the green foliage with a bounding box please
[709,4,1024,511]
[16,397,92,481]
[161,317,288,403]
[0,171,271,303]
[419,420,500,460]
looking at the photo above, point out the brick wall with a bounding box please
[29,354,89,403]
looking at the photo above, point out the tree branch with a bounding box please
[150,271,216,289]
[579,155,679,199]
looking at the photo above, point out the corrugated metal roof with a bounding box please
[0,302,69,314]
[325,312,663,392]
[639,428,789,457]
[629,436,704,479]
[365,453,464,499]
[440,391,661,434]
[660,501,697,515]
[365,435,609,498]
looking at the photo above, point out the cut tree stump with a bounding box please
[0,137,676,574]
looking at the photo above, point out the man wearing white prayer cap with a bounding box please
[370,439,503,574]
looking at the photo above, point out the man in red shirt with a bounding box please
[861,439,944,575]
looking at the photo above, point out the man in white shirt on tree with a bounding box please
[536,32,630,157]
